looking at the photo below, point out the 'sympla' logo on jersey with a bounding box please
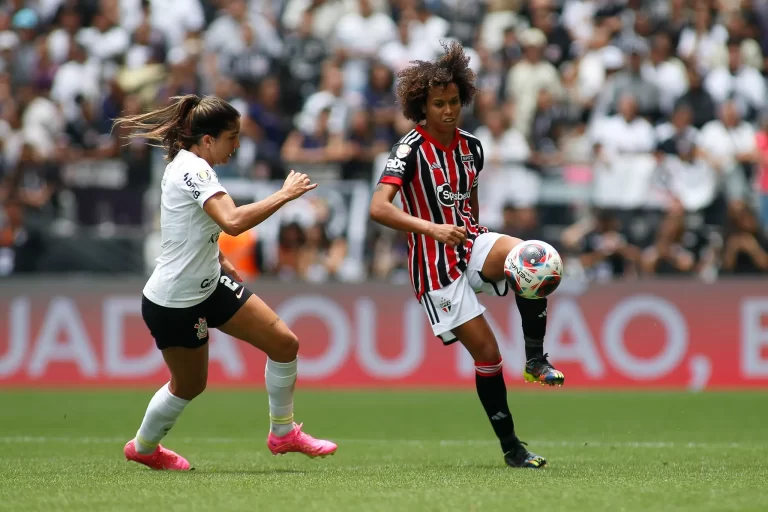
[194,318,208,339]
[436,183,471,207]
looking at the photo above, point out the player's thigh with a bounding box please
[141,295,210,399]
[480,234,523,283]
[161,344,209,400]
[217,294,299,362]
[451,315,502,363]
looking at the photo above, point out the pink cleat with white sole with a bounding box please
[124,439,191,471]
[267,423,337,458]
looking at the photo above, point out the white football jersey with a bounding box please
[143,149,227,307]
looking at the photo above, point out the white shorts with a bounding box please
[420,232,510,345]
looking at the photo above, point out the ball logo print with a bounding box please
[504,240,562,299]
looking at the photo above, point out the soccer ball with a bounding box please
[504,240,563,299]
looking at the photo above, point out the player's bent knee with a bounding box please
[269,331,299,362]
[476,346,502,364]
[170,377,207,401]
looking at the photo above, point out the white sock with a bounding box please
[134,382,189,455]
[265,358,297,437]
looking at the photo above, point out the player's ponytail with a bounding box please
[113,95,240,160]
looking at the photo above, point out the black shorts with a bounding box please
[142,271,253,350]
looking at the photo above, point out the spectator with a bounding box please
[475,105,534,229]
[274,221,306,280]
[281,106,355,181]
[592,37,660,123]
[641,201,718,275]
[0,193,43,275]
[676,2,728,72]
[704,36,766,121]
[281,9,328,105]
[674,62,718,128]
[204,0,282,85]
[721,202,768,273]
[642,32,688,117]
[528,1,573,69]
[333,0,396,97]
[506,27,564,137]
[655,104,716,213]
[696,100,759,206]
[591,93,657,211]
[577,209,641,281]
[754,113,768,228]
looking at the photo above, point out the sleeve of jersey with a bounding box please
[179,166,227,208]
[472,140,484,189]
[377,143,416,188]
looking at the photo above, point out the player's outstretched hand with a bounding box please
[281,170,318,201]
[429,224,466,247]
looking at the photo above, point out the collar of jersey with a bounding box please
[416,124,460,153]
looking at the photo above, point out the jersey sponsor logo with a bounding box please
[197,169,212,183]
[395,144,411,159]
[200,275,218,289]
[436,183,471,207]
[385,158,406,173]
[183,173,201,199]
[194,317,208,340]
[209,231,221,244]
[461,154,474,163]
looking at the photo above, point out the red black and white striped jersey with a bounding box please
[378,125,489,299]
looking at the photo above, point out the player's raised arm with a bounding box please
[204,171,317,236]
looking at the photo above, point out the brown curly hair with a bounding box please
[395,40,478,123]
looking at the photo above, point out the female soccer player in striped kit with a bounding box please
[114,95,337,470]
[369,42,563,469]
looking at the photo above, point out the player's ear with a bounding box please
[202,134,213,148]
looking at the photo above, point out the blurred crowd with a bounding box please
[1,0,768,281]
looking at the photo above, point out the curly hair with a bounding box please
[395,40,478,123]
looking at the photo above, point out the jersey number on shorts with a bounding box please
[220,275,239,291]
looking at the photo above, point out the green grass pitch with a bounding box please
[0,389,766,511]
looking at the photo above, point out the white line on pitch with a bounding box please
[0,436,761,449]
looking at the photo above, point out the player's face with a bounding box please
[425,83,461,135]
[208,119,241,165]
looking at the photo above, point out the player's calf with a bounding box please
[515,295,565,386]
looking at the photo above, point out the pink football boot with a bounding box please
[124,439,191,471]
[267,423,337,458]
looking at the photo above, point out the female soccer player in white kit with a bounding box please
[114,95,337,470]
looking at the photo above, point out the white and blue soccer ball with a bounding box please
[504,240,563,300]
